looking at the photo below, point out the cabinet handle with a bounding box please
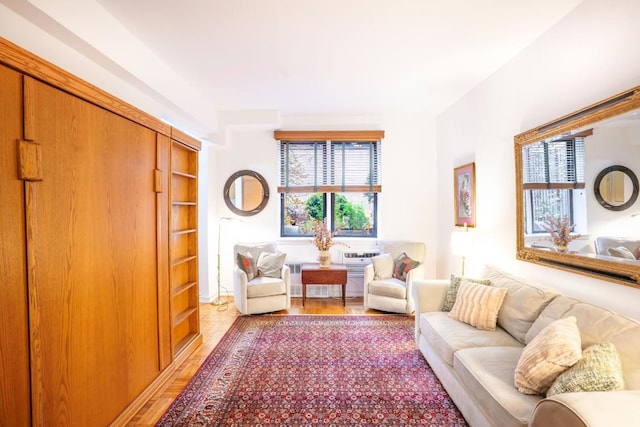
[154,169,163,193]
[17,139,43,181]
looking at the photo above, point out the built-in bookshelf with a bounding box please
[169,140,199,357]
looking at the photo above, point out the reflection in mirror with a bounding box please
[515,85,640,287]
[594,165,639,211]
[223,170,269,216]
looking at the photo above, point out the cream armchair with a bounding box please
[364,241,426,314]
[233,242,291,315]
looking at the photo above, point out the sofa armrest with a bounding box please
[530,391,640,427]
[412,279,449,341]
[412,279,449,313]
[404,264,425,313]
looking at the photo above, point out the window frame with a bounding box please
[522,137,585,234]
[275,130,384,238]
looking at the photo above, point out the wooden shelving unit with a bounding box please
[169,140,200,357]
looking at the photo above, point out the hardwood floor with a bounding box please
[125,296,385,426]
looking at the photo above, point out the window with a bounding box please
[522,135,586,234]
[275,130,383,238]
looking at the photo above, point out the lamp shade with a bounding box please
[451,230,473,257]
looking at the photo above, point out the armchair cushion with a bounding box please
[257,251,286,278]
[246,276,287,298]
[392,252,420,281]
[368,278,407,299]
[236,252,256,281]
[371,253,394,279]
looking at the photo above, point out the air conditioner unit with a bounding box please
[340,249,381,277]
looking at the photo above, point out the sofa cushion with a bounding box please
[449,280,507,330]
[442,274,491,312]
[454,347,543,427]
[368,278,407,299]
[371,253,394,279]
[246,276,286,298]
[515,316,582,395]
[482,265,558,343]
[547,342,625,396]
[419,312,522,366]
[525,295,640,390]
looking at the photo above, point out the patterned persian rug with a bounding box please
[157,315,467,426]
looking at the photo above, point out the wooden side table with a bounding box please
[300,263,348,306]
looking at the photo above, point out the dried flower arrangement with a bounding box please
[311,219,345,251]
[543,216,580,248]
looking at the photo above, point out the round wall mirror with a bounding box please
[223,170,270,216]
[594,165,639,211]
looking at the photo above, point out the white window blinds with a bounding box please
[275,130,383,193]
[522,137,585,190]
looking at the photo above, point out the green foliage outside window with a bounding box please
[334,194,368,231]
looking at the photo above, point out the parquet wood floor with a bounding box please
[125,296,383,426]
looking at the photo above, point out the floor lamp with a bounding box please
[451,224,473,276]
[213,217,239,309]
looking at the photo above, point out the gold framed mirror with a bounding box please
[515,85,640,287]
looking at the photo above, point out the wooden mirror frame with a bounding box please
[515,85,640,287]
[594,165,639,211]
[223,170,270,217]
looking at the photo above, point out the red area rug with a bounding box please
[157,315,467,426]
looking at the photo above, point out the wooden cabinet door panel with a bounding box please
[24,77,161,425]
[0,63,31,427]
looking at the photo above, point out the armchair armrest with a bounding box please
[233,266,249,313]
[363,263,375,307]
[531,391,640,427]
[281,264,291,302]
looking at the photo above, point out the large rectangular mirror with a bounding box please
[515,86,640,287]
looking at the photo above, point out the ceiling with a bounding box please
[6,0,583,142]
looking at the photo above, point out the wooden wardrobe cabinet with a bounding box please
[0,38,202,426]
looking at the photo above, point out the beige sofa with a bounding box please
[413,265,640,427]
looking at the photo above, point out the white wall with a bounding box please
[436,0,640,320]
[213,112,438,295]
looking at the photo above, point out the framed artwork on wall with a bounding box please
[454,162,476,227]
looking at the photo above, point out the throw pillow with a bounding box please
[392,252,419,281]
[547,342,625,397]
[371,253,394,279]
[236,252,256,281]
[442,274,491,312]
[256,251,287,278]
[448,280,508,330]
[514,316,582,395]
[608,246,637,260]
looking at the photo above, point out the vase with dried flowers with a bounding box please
[543,216,580,252]
[310,219,345,268]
